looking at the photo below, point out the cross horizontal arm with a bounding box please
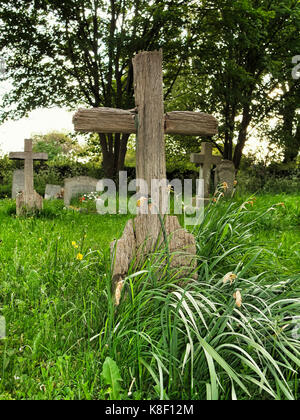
[73,107,218,137]
[165,111,218,136]
[9,152,48,161]
[73,108,136,134]
[191,153,222,165]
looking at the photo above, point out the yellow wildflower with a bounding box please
[72,241,79,248]
[76,253,83,261]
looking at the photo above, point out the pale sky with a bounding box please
[0,78,76,154]
[0,108,75,154]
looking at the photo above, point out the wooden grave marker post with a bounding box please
[9,139,48,215]
[73,50,218,294]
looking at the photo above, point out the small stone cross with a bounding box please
[191,142,222,199]
[9,139,48,214]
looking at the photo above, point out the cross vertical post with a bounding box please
[132,50,167,216]
[73,49,219,291]
[24,139,34,197]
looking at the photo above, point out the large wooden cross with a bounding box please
[191,142,222,199]
[73,52,218,196]
[9,139,48,214]
[73,50,218,289]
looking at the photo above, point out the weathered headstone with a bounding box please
[73,50,218,291]
[9,139,48,215]
[190,142,222,203]
[215,160,236,195]
[64,176,98,206]
[45,184,63,200]
[12,169,25,199]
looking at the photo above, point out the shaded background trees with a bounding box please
[170,0,300,169]
[0,0,188,177]
[0,0,299,176]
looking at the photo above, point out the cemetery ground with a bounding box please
[0,193,299,400]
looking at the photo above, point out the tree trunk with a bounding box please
[233,104,252,170]
[99,132,131,178]
[118,134,130,171]
[282,99,300,164]
[283,122,300,163]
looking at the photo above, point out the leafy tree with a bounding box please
[270,84,300,164]
[0,0,188,178]
[169,0,300,169]
[32,131,82,161]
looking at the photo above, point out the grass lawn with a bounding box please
[0,193,299,400]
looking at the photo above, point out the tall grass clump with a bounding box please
[0,196,299,400]
[101,196,300,400]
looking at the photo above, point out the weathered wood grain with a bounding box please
[72,107,136,134]
[165,111,218,136]
[73,109,218,137]
[133,49,166,203]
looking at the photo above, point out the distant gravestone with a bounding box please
[215,160,235,195]
[64,176,98,206]
[45,184,63,200]
[12,169,25,199]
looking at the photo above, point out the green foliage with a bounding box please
[166,0,300,167]
[32,131,82,161]
[0,0,189,177]
[0,195,299,400]
[0,184,10,199]
[237,159,300,194]
[0,1,299,170]
[101,357,124,400]
[0,153,105,197]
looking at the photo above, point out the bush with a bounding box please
[238,159,300,194]
[0,184,11,199]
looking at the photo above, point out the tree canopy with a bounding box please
[166,0,300,168]
[0,0,299,175]
[32,131,82,161]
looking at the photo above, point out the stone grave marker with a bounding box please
[12,169,25,199]
[73,50,218,290]
[215,160,236,195]
[64,176,98,206]
[9,139,48,215]
[190,142,222,204]
[45,184,63,200]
